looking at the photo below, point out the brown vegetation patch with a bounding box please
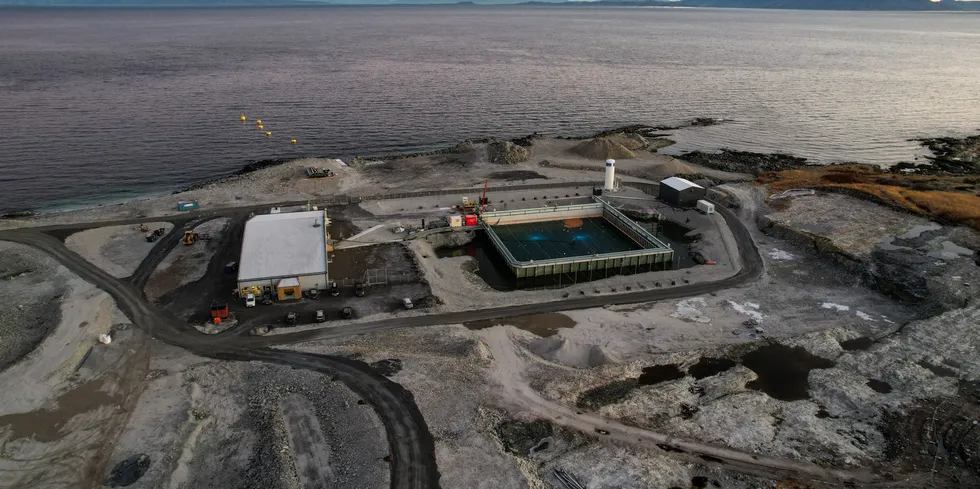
[760,164,980,230]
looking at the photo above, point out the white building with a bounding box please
[237,210,329,300]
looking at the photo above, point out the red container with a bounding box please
[464,215,477,227]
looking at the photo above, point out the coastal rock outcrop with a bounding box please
[681,150,809,175]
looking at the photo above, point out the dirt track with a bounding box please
[0,231,441,489]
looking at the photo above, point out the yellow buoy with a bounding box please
[291,139,297,144]
[240,114,246,121]
[258,125,263,130]
[256,119,262,124]
[266,132,272,136]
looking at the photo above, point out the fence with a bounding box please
[333,268,418,288]
[311,181,599,208]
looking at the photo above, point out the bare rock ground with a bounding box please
[0,262,148,489]
[65,222,173,278]
[144,218,231,301]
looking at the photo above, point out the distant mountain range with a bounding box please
[2,0,979,9]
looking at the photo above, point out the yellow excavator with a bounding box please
[182,231,195,246]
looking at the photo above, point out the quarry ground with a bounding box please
[0,130,978,489]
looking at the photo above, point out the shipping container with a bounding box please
[464,215,478,227]
[448,215,463,228]
[696,200,715,215]
[177,200,199,211]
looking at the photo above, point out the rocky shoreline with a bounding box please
[4,126,977,220]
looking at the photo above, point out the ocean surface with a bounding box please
[1,7,978,214]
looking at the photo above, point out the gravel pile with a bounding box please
[175,360,389,489]
[0,242,66,371]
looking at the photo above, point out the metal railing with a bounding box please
[480,202,603,225]
[480,197,673,271]
[596,197,671,250]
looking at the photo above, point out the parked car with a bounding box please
[245,294,256,308]
[354,282,365,297]
[330,283,340,297]
[340,307,354,319]
[402,298,414,309]
[314,310,326,323]
[285,311,299,325]
[308,288,320,299]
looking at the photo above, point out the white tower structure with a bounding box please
[604,159,616,191]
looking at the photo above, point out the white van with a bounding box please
[402,298,414,309]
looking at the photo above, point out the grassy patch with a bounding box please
[760,164,980,230]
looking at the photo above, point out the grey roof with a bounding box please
[660,176,704,191]
[238,210,328,282]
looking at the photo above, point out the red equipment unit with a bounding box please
[464,214,477,227]
[210,301,229,319]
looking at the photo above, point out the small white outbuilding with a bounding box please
[696,199,715,215]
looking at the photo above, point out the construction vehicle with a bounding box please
[461,197,479,214]
[154,227,166,236]
[145,233,157,243]
[182,231,213,246]
[306,167,335,178]
[461,180,490,214]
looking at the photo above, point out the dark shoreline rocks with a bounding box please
[1,210,37,220]
[898,134,980,175]
[680,149,810,175]
[568,118,726,140]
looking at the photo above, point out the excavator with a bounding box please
[182,230,212,246]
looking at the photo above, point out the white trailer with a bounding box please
[696,199,715,215]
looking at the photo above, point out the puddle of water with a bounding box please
[0,377,115,442]
[740,343,835,402]
[840,337,874,351]
[918,360,958,378]
[689,357,737,379]
[899,223,942,239]
[867,379,893,394]
[464,312,575,337]
[637,364,685,386]
[927,241,975,261]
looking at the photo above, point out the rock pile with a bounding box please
[569,138,636,160]
[487,141,530,165]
